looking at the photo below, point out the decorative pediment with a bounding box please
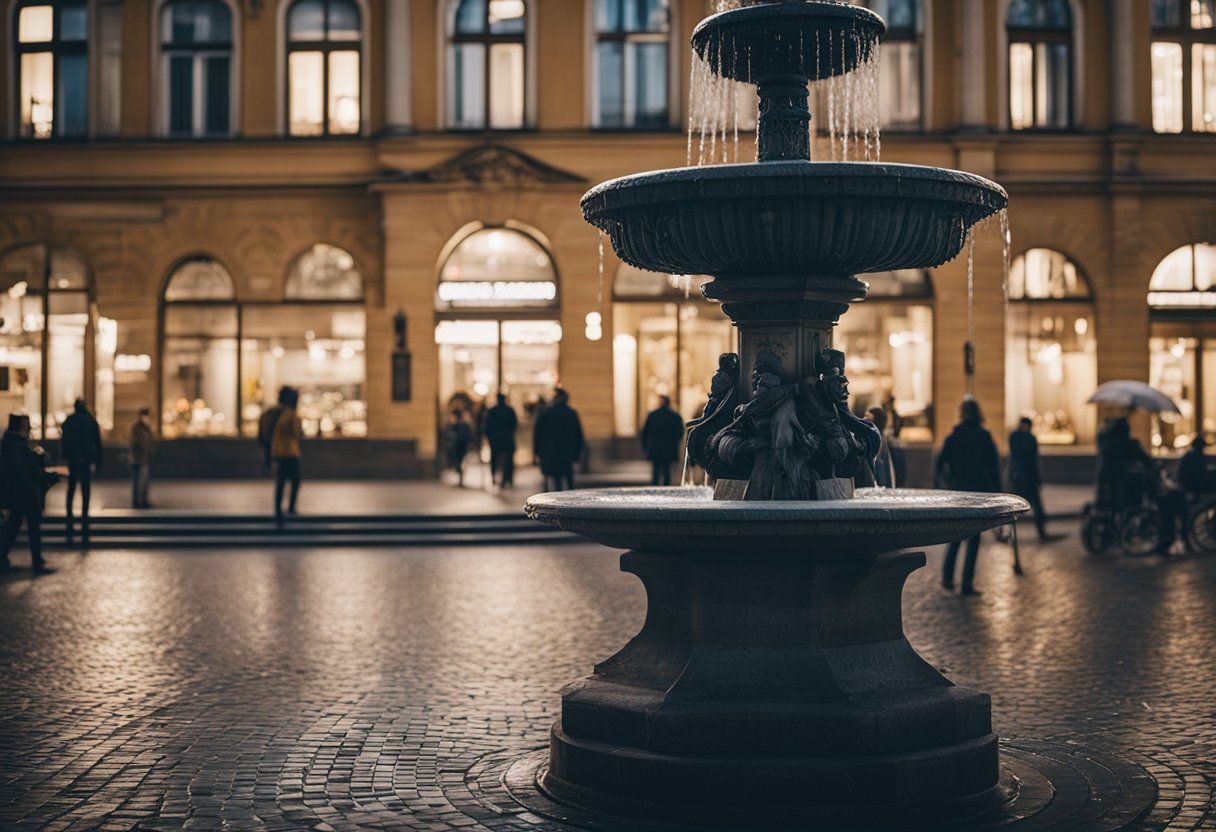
[398,145,586,186]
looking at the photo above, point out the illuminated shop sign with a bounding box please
[1147,291,1216,308]
[437,281,557,306]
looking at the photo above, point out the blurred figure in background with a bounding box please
[1008,416,1065,543]
[1178,435,1216,498]
[261,387,302,522]
[444,410,472,487]
[935,397,1001,596]
[484,394,518,489]
[0,414,60,574]
[128,407,155,509]
[61,398,102,545]
[534,388,584,491]
[864,406,896,488]
[641,395,684,486]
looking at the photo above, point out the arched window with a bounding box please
[446,0,526,129]
[287,0,362,136]
[161,0,234,136]
[835,269,934,442]
[0,244,96,438]
[1006,249,1096,444]
[864,0,922,129]
[14,0,88,138]
[1007,0,1072,130]
[240,244,366,437]
[1151,0,1216,133]
[1148,243,1216,449]
[592,0,670,129]
[161,256,239,437]
[436,227,556,311]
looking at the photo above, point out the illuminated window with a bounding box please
[864,0,921,130]
[161,0,233,136]
[436,227,556,310]
[285,243,363,300]
[446,0,526,129]
[1006,0,1072,130]
[14,0,88,138]
[1152,0,1216,133]
[1006,249,1096,445]
[593,0,669,129]
[287,0,362,136]
[0,245,94,439]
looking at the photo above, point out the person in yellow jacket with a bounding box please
[258,386,303,523]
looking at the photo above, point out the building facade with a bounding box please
[1,0,1214,475]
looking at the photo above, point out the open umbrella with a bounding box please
[1087,380,1181,414]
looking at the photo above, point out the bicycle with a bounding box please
[1081,499,1163,557]
[1185,494,1216,554]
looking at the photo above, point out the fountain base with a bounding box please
[540,548,997,817]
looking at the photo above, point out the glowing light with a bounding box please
[115,354,152,373]
[584,311,603,342]
[308,343,326,361]
[1074,317,1089,335]
[1148,290,1216,308]
[437,281,557,304]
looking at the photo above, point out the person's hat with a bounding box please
[6,413,30,432]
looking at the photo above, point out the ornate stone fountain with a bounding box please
[523,1,1028,823]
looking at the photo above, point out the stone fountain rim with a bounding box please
[692,1,888,48]
[581,161,1009,217]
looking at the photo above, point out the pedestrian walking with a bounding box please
[128,407,155,508]
[0,414,61,575]
[641,395,684,486]
[863,406,896,488]
[61,398,102,545]
[1178,435,1216,498]
[259,387,303,522]
[444,410,472,487]
[1008,417,1065,543]
[483,394,518,488]
[934,397,1002,596]
[533,388,584,492]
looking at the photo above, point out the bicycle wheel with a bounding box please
[1188,502,1216,554]
[1081,511,1114,555]
[1119,508,1163,556]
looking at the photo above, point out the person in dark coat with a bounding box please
[533,388,585,491]
[934,398,1002,596]
[60,398,102,545]
[483,393,519,488]
[128,407,155,508]
[1008,416,1065,542]
[641,395,685,486]
[444,410,472,487]
[0,414,60,574]
[1178,435,1215,498]
[862,406,896,488]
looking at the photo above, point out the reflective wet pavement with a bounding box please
[1,536,1213,830]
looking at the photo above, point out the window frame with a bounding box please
[12,0,90,139]
[1006,0,1074,131]
[590,0,673,131]
[863,0,924,132]
[1151,0,1216,134]
[445,0,529,131]
[158,0,236,138]
[284,0,364,137]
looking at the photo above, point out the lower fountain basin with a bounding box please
[525,486,1029,555]
[581,161,1009,279]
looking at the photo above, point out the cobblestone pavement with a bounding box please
[1,535,1213,831]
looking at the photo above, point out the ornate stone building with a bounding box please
[1,0,1214,476]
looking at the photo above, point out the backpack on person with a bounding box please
[257,406,283,466]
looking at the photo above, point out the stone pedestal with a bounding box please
[543,547,999,820]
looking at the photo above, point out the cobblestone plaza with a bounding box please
[1,537,1213,830]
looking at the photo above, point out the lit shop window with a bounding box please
[1005,249,1097,445]
[863,0,921,129]
[1006,0,1072,130]
[446,0,526,129]
[436,227,556,311]
[1151,0,1216,133]
[161,0,233,136]
[15,0,88,138]
[593,0,669,129]
[0,245,93,439]
[287,0,361,136]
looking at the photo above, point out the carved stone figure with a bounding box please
[685,353,740,477]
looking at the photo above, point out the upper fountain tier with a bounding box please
[691,1,885,83]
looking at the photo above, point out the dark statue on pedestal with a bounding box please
[688,348,881,500]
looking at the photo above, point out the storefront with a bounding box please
[1004,248,1097,445]
[0,243,113,438]
[434,224,561,455]
[160,244,367,439]
[1148,242,1216,450]
[611,265,734,437]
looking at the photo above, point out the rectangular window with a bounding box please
[879,40,920,129]
[58,53,88,136]
[162,306,239,438]
[18,5,53,42]
[488,42,524,128]
[288,51,325,135]
[1193,43,1216,131]
[20,52,55,138]
[632,41,668,128]
[1035,42,1069,128]
[98,0,123,136]
[60,3,87,40]
[1009,43,1034,129]
[449,43,486,128]
[169,55,194,134]
[596,41,624,126]
[205,55,231,134]
[327,50,360,134]
[1152,41,1184,132]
